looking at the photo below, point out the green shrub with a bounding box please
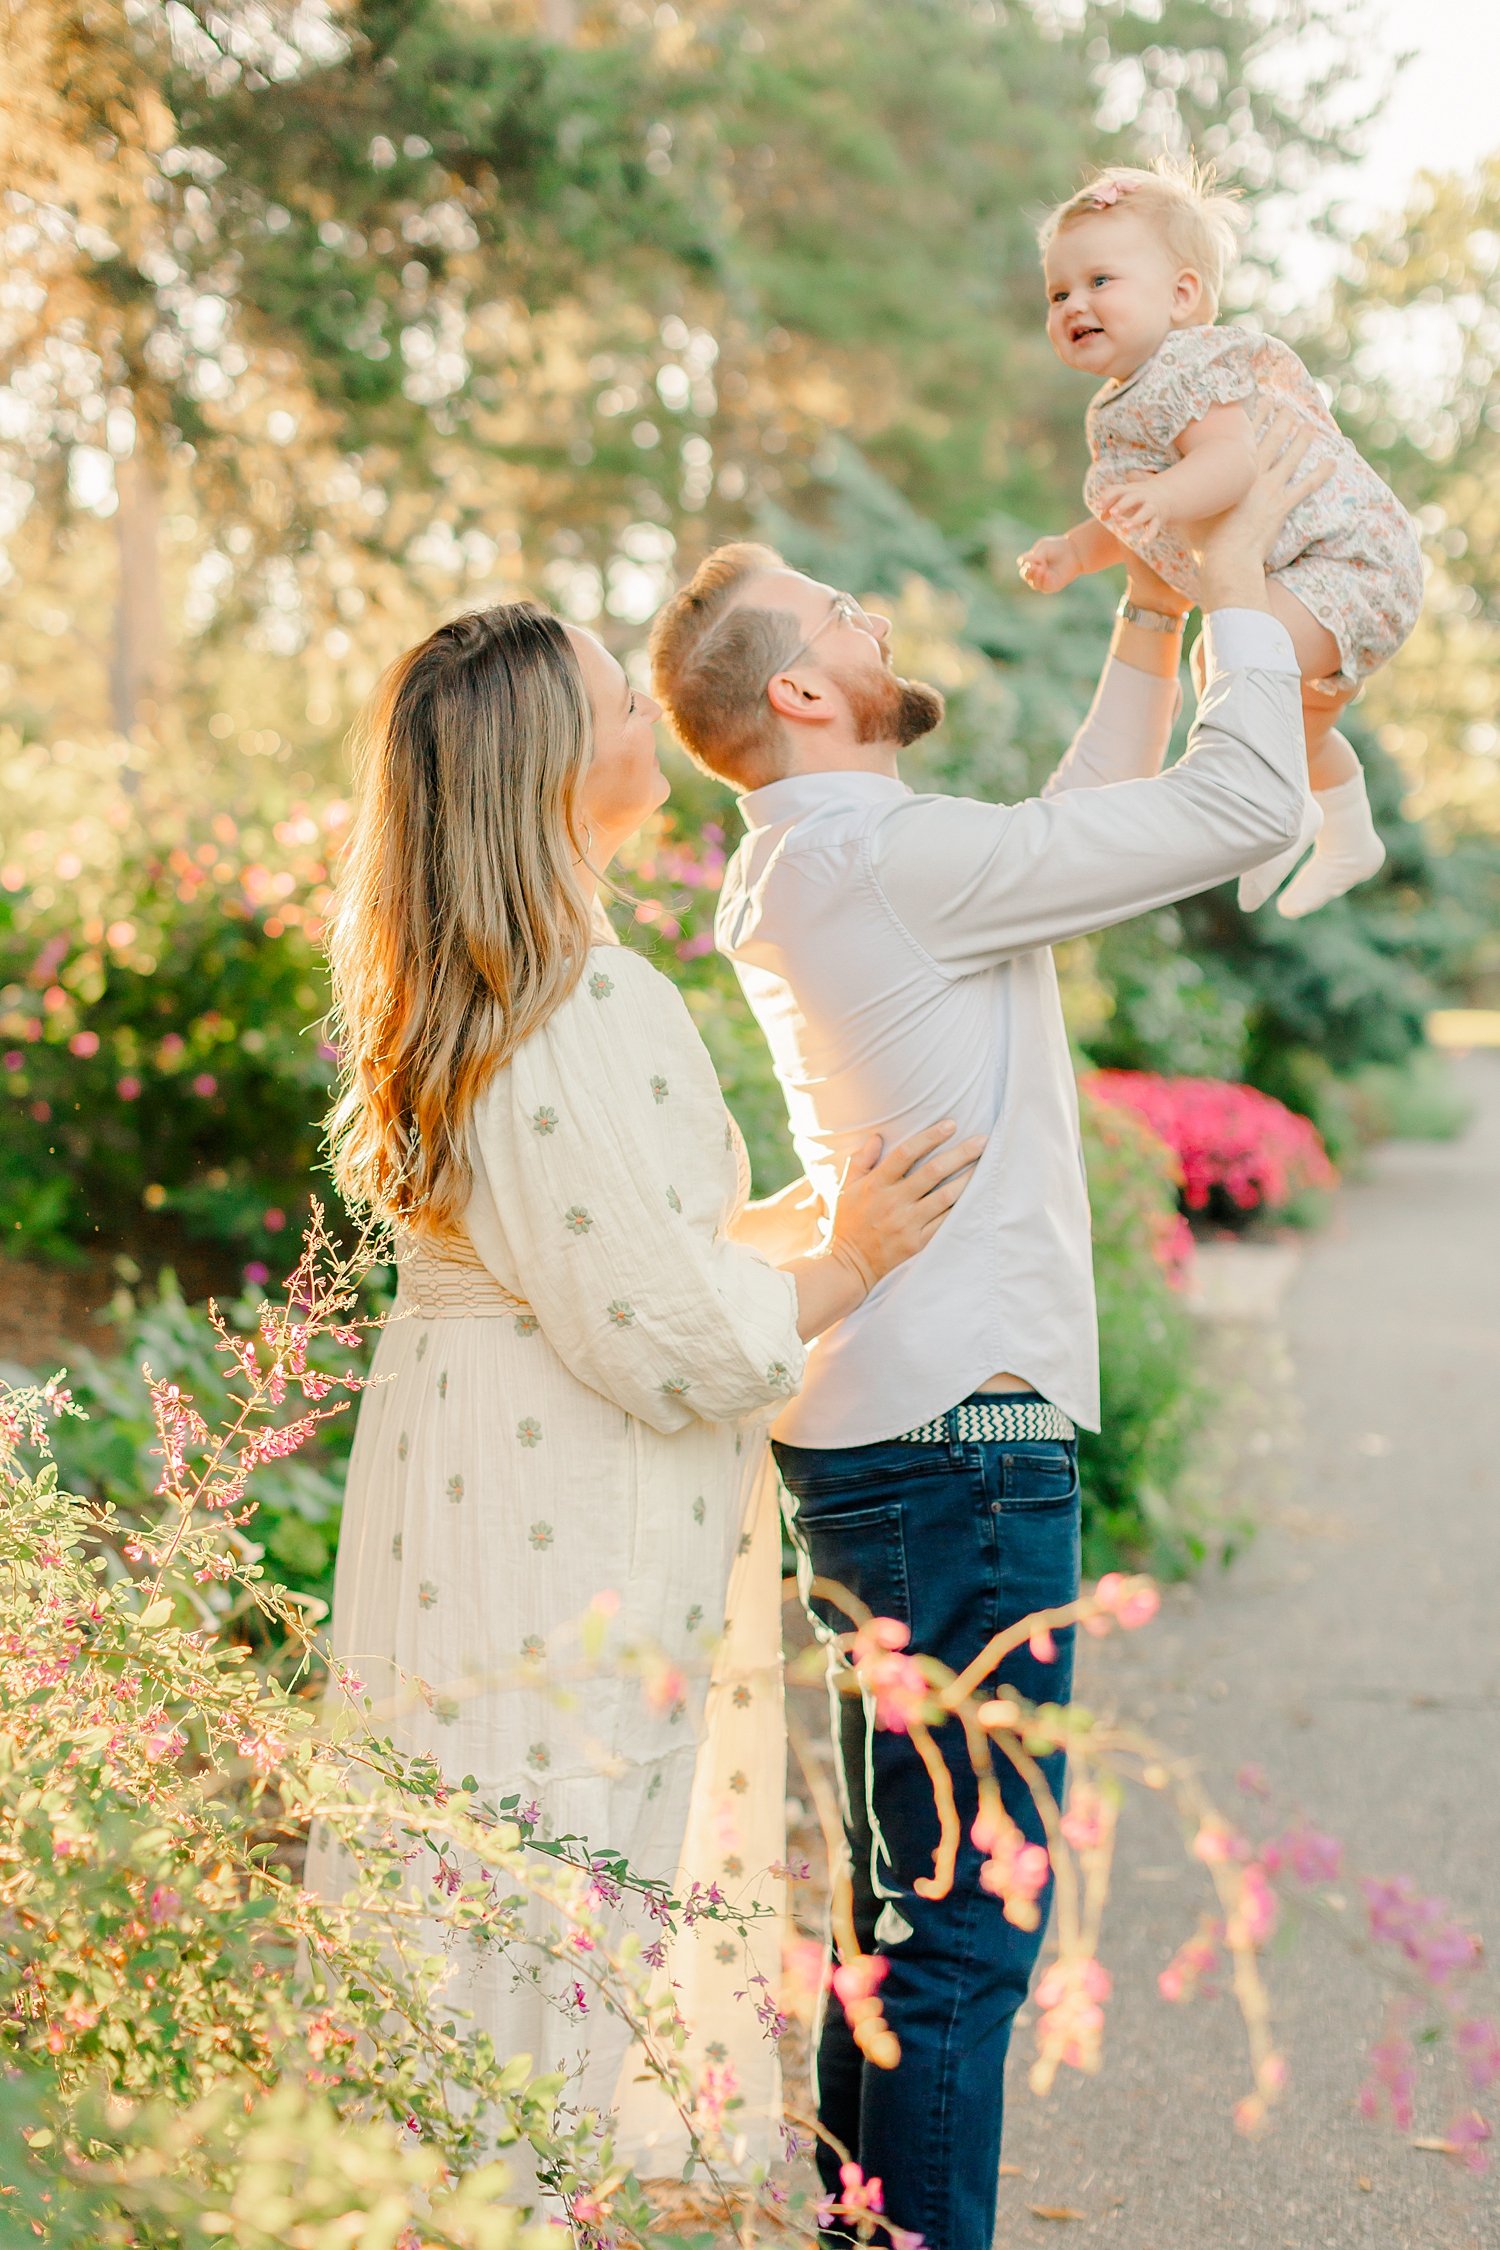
[0,733,339,1272]
[1077,1091,1204,1575]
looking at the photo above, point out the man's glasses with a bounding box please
[765,590,878,691]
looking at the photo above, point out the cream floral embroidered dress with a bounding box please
[1085,324,1424,686]
[306,935,805,2172]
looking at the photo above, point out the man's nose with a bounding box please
[869,610,892,644]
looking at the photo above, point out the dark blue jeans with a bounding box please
[775,1407,1081,2250]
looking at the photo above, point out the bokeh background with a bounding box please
[4,0,1499,1600]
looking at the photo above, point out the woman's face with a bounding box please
[567,626,669,860]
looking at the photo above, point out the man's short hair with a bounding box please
[648,541,804,790]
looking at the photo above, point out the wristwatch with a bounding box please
[1117,597,1187,633]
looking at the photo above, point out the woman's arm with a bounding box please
[728,1174,825,1263]
[780,1124,985,1342]
[1098,402,1258,545]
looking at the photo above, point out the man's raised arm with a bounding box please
[1042,555,1188,799]
[867,414,1329,973]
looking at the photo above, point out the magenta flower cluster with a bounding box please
[1086,1069,1336,1216]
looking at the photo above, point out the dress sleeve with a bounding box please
[1151,327,1257,446]
[462,950,806,1435]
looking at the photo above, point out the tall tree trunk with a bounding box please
[109,441,165,736]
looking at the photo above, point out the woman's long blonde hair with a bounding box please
[325,600,594,1241]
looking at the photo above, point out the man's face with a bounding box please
[738,569,945,750]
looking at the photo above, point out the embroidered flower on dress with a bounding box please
[528,1519,554,1550]
[715,1940,737,1964]
[415,1333,429,1361]
[737,1531,752,1556]
[650,1075,669,1103]
[531,1104,559,1135]
[418,1580,439,1609]
[398,1432,409,1461]
[665,1185,682,1214]
[766,1359,793,1392]
[563,1205,593,1235]
[692,1495,706,1525]
[660,1376,690,1398]
[521,1634,545,1665]
[437,1370,448,1400]
[446,1473,464,1504]
[514,1312,540,1337]
[588,971,614,1001]
[732,1684,752,1708]
[391,1531,403,1561]
[606,1300,636,1328]
[647,1770,663,1800]
[433,1695,459,1727]
[722,1856,744,1880]
[685,1603,704,1632]
[526,1741,551,1772]
[728,1770,748,1795]
[517,1418,543,1448]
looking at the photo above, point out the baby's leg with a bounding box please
[1239,583,1385,916]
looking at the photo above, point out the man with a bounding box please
[647,425,1321,2250]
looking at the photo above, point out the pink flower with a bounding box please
[1444,2110,1493,2173]
[68,1030,100,1058]
[831,1952,888,2009]
[974,1804,1051,1928]
[117,1075,141,1101]
[1033,1953,1112,2074]
[1457,2017,1500,2093]
[1093,1572,1160,1629]
[263,1207,286,1232]
[2,1051,20,1071]
[1262,1824,1342,1884]
[243,1261,270,1286]
[850,1616,928,1733]
[1158,1922,1220,2003]
[1028,1624,1057,1663]
[147,1885,179,1923]
[1226,1862,1278,1949]
[1059,1783,1109,1853]
[1086,1070,1335,1216]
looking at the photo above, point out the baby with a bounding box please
[1018,162,1423,918]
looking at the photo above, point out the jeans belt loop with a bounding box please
[944,1403,965,1464]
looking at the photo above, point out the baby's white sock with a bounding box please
[1277,767,1386,919]
[1236,792,1323,914]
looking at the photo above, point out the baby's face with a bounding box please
[1044,211,1201,382]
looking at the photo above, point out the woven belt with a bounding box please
[896,1396,1076,1446]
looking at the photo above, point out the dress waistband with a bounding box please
[393,1232,532,1320]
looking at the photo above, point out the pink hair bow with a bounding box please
[1087,178,1137,209]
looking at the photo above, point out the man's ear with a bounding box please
[766,669,834,724]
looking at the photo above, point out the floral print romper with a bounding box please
[1085,324,1423,688]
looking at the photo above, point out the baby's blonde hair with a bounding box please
[1039,158,1246,319]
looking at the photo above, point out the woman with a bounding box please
[307,600,980,2169]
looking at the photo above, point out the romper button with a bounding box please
[991,1500,1002,1514]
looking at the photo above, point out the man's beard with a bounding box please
[843,659,946,749]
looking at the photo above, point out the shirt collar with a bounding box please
[737,768,912,833]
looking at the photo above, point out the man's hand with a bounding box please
[1018,534,1082,594]
[1191,405,1333,613]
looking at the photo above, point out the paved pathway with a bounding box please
[998,1055,1500,2249]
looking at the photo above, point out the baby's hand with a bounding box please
[1018,535,1080,594]
[1097,481,1167,544]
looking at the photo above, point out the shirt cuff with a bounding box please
[1200,610,1299,683]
